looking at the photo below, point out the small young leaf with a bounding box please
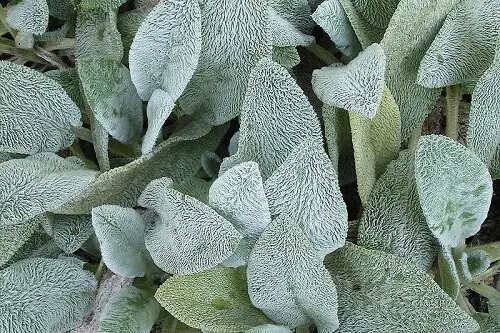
[418,0,500,88]
[269,0,314,33]
[245,325,293,333]
[247,214,339,332]
[79,0,127,12]
[46,214,94,254]
[90,114,111,172]
[325,243,479,333]
[99,286,160,333]
[337,0,384,47]
[457,249,492,281]
[272,46,301,68]
[264,140,348,257]
[220,58,322,179]
[0,258,97,333]
[270,8,314,48]
[358,150,438,270]
[46,0,74,20]
[415,135,493,248]
[6,0,49,35]
[312,43,385,119]
[381,0,457,139]
[0,154,99,225]
[92,205,152,278]
[437,246,460,300]
[0,61,81,154]
[311,0,362,58]
[141,89,175,155]
[139,178,242,274]
[129,0,201,101]
[156,267,271,332]
[201,151,222,179]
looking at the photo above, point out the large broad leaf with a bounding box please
[99,286,160,333]
[264,140,348,257]
[418,0,500,88]
[92,205,153,278]
[269,0,314,33]
[6,0,49,34]
[325,243,479,332]
[358,150,438,270]
[156,267,271,332]
[311,0,361,58]
[0,154,99,225]
[45,214,93,254]
[414,135,493,248]
[0,61,81,154]
[139,178,242,275]
[350,0,400,30]
[0,258,97,333]
[117,10,150,65]
[219,58,322,179]
[269,8,314,48]
[54,121,227,214]
[381,0,457,139]
[247,214,339,332]
[129,0,201,101]
[179,0,271,125]
[312,43,385,119]
[45,68,86,111]
[337,0,385,47]
[467,37,500,178]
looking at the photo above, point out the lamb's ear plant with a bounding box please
[1,0,500,332]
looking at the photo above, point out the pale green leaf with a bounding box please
[358,150,438,270]
[80,0,127,12]
[139,178,242,274]
[141,89,175,154]
[245,325,293,333]
[0,154,99,225]
[381,0,457,139]
[264,140,348,257]
[54,121,227,214]
[129,0,201,101]
[46,214,93,254]
[92,205,153,278]
[99,286,160,333]
[467,37,500,177]
[219,58,322,179]
[90,114,111,172]
[269,0,314,33]
[415,135,493,248]
[78,58,143,144]
[0,217,41,268]
[174,177,212,203]
[457,249,492,281]
[351,0,400,30]
[324,243,479,333]
[179,0,271,125]
[247,214,339,332]
[0,61,81,154]
[46,0,74,20]
[337,0,384,48]
[270,8,314,47]
[201,151,222,179]
[472,314,500,333]
[117,10,150,65]
[156,267,271,332]
[6,0,48,35]
[311,0,362,58]
[45,68,86,111]
[418,0,500,88]
[272,46,301,68]
[312,43,385,119]
[437,246,460,299]
[0,258,97,333]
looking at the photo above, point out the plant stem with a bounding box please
[95,259,107,286]
[305,43,339,66]
[408,123,423,150]
[445,85,461,141]
[463,281,500,300]
[0,42,51,65]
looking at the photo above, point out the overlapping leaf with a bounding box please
[117,10,150,65]
[358,150,438,270]
[219,58,322,179]
[140,89,175,154]
[0,61,81,154]
[0,217,42,268]
[0,258,97,333]
[6,0,48,35]
[45,214,94,254]
[325,243,479,332]
[415,135,493,248]
[156,267,271,332]
[139,178,242,275]
[437,246,460,299]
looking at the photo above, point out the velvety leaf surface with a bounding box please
[325,243,479,332]
[45,68,86,111]
[156,267,271,332]
[381,0,457,139]
[458,249,492,281]
[311,0,361,58]
[0,217,41,268]
[0,154,99,225]
[247,214,339,332]
[92,205,153,278]
[272,46,301,68]
[139,178,242,274]
[0,61,81,154]
[175,177,212,203]
[473,314,500,333]
[129,0,201,101]
[358,150,438,270]
[437,246,460,300]
[6,0,48,34]
[47,214,94,254]
[270,8,314,48]
[141,89,175,154]
[99,286,160,333]
[245,325,293,333]
[0,258,97,333]
[179,0,271,125]
[80,0,126,12]
[220,58,322,179]
[117,10,150,65]
[418,0,500,88]
[264,140,348,257]
[415,135,493,248]
[269,0,314,33]
[338,0,384,47]
[312,43,385,119]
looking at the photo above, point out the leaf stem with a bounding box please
[445,85,461,141]
[463,281,500,300]
[95,259,107,286]
[305,43,339,66]
[0,42,51,65]
[407,123,422,150]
